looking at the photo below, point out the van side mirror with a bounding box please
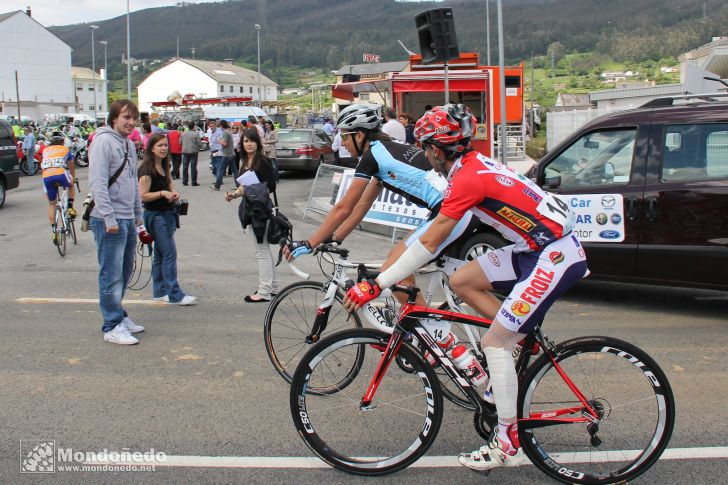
[583,139,599,149]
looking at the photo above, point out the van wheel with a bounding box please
[0,179,5,208]
[457,232,508,262]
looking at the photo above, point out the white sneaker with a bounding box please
[153,295,170,302]
[122,316,145,333]
[458,425,525,471]
[103,324,139,345]
[171,295,198,306]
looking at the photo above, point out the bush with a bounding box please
[526,136,547,160]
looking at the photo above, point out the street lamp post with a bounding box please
[100,40,108,115]
[90,25,99,121]
[254,24,261,108]
[126,0,131,99]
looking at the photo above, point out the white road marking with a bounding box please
[16,297,165,305]
[87,446,728,469]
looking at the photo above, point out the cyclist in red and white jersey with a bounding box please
[345,104,589,472]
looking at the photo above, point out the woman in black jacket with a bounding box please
[224,127,279,302]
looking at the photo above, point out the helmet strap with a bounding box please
[352,132,365,158]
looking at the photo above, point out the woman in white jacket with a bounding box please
[262,120,278,177]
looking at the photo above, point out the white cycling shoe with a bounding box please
[458,425,525,471]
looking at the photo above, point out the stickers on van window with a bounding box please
[558,194,625,242]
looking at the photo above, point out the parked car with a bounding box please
[525,99,728,290]
[0,120,21,208]
[275,128,335,173]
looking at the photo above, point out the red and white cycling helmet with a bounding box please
[414,104,477,153]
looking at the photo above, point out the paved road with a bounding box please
[1,156,727,483]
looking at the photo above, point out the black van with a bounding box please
[0,120,20,208]
[526,100,728,290]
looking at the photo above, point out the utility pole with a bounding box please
[126,0,131,99]
[530,52,535,138]
[91,25,99,120]
[191,47,196,60]
[15,70,21,120]
[486,0,491,65]
[176,36,180,59]
[497,0,507,166]
[255,24,261,108]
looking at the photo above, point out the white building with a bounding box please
[71,67,107,118]
[0,9,74,120]
[137,58,278,113]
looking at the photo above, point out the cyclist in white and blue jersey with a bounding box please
[284,104,472,303]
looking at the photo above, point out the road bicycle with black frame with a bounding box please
[289,266,675,483]
[52,178,80,257]
[266,241,495,409]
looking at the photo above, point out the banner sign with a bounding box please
[334,170,625,240]
[558,194,625,242]
[334,170,429,229]
[363,53,381,63]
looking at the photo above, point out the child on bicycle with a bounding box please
[42,132,76,245]
[344,104,590,472]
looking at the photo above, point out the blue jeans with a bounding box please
[211,155,222,175]
[214,155,238,189]
[26,148,36,172]
[182,152,198,184]
[144,210,185,303]
[90,217,136,332]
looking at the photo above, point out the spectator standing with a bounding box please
[211,120,237,191]
[180,121,202,186]
[398,112,416,144]
[382,108,406,141]
[248,115,265,139]
[207,119,223,177]
[231,123,242,173]
[151,118,164,134]
[138,132,198,306]
[128,124,142,151]
[224,127,279,302]
[167,123,183,180]
[87,99,145,345]
[331,129,355,168]
[322,117,335,137]
[22,127,37,173]
[142,123,153,151]
[262,120,278,173]
[88,121,106,146]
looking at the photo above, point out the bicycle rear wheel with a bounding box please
[519,336,675,484]
[264,281,362,384]
[290,328,443,476]
[69,217,77,245]
[54,206,66,257]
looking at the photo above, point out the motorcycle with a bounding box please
[71,136,89,167]
[199,134,209,151]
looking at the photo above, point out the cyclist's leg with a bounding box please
[44,176,60,225]
[460,235,589,471]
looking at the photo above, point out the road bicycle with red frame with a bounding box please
[289,268,675,483]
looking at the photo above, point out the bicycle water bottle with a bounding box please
[451,345,495,404]
[424,331,458,366]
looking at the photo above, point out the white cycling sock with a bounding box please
[484,345,519,434]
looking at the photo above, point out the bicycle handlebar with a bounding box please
[287,261,310,280]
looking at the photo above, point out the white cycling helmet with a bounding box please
[336,104,383,131]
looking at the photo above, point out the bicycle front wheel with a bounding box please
[290,328,443,476]
[519,336,675,484]
[54,206,66,257]
[264,281,362,384]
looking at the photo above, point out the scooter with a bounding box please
[71,136,89,167]
[17,139,44,176]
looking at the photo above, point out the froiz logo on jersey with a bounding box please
[520,268,555,305]
[388,171,397,180]
[434,126,450,134]
[549,251,564,264]
[488,251,500,267]
[495,175,515,187]
[497,206,537,232]
[511,300,531,317]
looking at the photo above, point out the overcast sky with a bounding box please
[15,1,225,27]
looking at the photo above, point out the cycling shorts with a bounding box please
[405,211,473,257]
[477,234,589,333]
[43,172,72,201]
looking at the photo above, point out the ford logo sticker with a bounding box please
[599,230,621,239]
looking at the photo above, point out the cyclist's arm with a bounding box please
[333,179,382,241]
[375,213,460,289]
[307,177,370,248]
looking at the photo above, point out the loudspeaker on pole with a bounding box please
[415,8,460,64]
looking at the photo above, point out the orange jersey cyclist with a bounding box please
[344,104,589,472]
[42,132,77,244]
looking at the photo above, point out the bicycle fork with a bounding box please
[360,330,405,408]
[306,281,341,344]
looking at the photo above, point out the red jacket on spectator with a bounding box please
[168,129,182,154]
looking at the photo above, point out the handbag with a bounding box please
[80,139,130,231]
